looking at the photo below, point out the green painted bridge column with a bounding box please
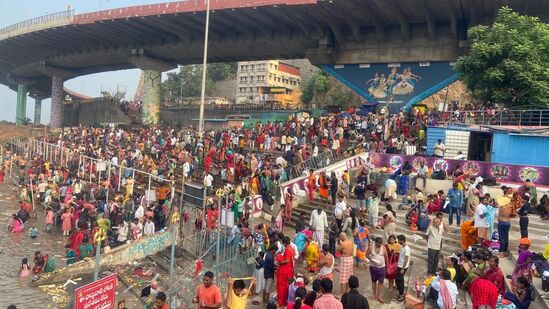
[34,98,42,124]
[16,84,27,126]
[142,70,161,125]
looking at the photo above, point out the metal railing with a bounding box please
[488,109,549,126]
[285,149,342,180]
[0,10,75,35]
[167,233,255,309]
[426,109,549,127]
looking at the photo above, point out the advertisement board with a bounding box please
[75,274,117,309]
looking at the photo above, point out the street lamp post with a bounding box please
[198,0,211,137]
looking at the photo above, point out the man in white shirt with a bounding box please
[37,181,48,202]
[474,196,490,243]
[203,173,214,195]
[395,234,411,301]
[426,216,445,275]
[117,221,129,244]
[415,161,428,189]
[74,179,83,200]
[182,161,191,181]
[434,139,446,157]
[309,205,328,246]
[430,270,458,309]
[334,196,347,229]
[134,204,144,220]
[312,144,319,158]
[453,151,466,160]
[143,217,155,236]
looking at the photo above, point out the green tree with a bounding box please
[161,62,236,103]
[456,7,549,108]
[301,71,330,104]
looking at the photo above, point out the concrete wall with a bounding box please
[283,59,319,88]
[160,106,302,127]
[32,229,173,285]
[213,79,237,100]
[62,101,130,126]
[0,15,73,41]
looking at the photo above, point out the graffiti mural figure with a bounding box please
[366,67,422,99]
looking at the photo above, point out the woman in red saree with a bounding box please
[275,238,295,307]
[204,155,213,174]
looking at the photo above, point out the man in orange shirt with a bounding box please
[193,271,222,309]
[155,292,170,309]
[156,185,171,206]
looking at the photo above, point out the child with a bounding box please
[29,225,38,239]
[79,238,93,260]
[65,244,76,265]
[275,207,284,232]
[406,208,419,231]
[45,207,54,233]
[19,258,30,277]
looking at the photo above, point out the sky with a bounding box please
[0,0,178,124]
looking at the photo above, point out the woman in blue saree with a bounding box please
[397,161,412,196]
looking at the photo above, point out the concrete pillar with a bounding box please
[142,69,161,125]
[16,84,27,126]
[34,98,42,124]
[50,76,64,128]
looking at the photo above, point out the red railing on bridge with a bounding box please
[73,0,316,25]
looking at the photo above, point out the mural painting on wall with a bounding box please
[322,62,458,111]
[279,153,548,205]
[366,67,421,100]
[370,153,547,185]
[142,70,161,125]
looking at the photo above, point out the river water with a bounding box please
[0,181,66,308]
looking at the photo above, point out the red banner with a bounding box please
[75,274,117,309]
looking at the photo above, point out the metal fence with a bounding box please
[0,9,74,36]
[167,233,256,309]
[488,109,549,126]
[26,138,176,204]
[285,149,342,180]
[428,109,549,127]
[9,138,257,308]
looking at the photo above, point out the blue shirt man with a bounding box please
[447,183,464,226]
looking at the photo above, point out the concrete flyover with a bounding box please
[1,0,548,126]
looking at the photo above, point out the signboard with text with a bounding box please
[75,274,117,309]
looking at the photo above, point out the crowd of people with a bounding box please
[3,103,547,309]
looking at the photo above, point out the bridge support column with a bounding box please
[34,99,42,124]
[142,70,161,125]
[16,84,27,126]
[50,76,64,128]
